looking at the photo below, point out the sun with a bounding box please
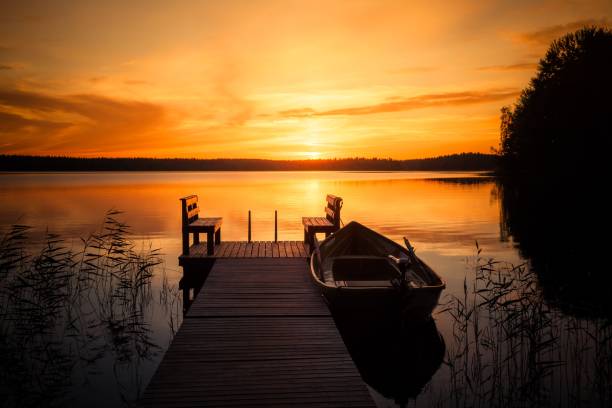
[303,151,322,159]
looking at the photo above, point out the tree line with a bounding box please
[0,153,496,172]
[498,26,611,180]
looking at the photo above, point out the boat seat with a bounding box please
[321,269,394,288]
[336,280,395,288]
[332,256,398,281]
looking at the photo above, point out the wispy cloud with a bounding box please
[0,88,172,155]
[88,76,107,83]
[277,108,317,117]
[476,63,538,72]
[278,88,520,118]
[0,64,15,70]
[0,110,68,132]
[517,18,610,45]
[388,66,438,75]
[124,79,150,86]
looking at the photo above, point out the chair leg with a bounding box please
[182,230,189,255]
[182,286,190,314]
[207,231,214,255]
[215,228,221,244]
[304,228,308,244]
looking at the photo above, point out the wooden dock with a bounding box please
[179,241,309,261]
[141,248,375,407]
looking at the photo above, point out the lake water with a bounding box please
[0,171,571,407]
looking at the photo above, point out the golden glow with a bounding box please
[0,1,610,158]
[0,171,499,247]
[0,171,519,285]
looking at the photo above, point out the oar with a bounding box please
[403,237,425,275]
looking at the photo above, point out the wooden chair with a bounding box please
[180,195,222,256]
[302,194,343,249]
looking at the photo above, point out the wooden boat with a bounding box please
[310,221,446,320]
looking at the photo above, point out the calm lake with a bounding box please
[1,171,607,407]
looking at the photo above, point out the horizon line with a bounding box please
[0,152,496,162]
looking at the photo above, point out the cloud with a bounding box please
[278,108,317,117]
[0,88,172,155]
[517,18,610,45]
[278,88,520,118]
[476,63,538,72]
[0,64,14,70]
[0,110,68,133]
[124,79,150,86]
[209,66,255,127]
[388,66,438,75]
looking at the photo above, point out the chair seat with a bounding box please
[188,217,223,231]
[302,217,335,231]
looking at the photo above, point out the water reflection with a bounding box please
[178,259,214,314]
[0,171,498,250]
[0,213,181,407]
[498,178,611,317]
[333,312,445,407]
[0,171,513,406]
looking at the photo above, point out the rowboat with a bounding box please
[310,221,445,320]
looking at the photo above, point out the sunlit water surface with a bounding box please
[0,171,521,407]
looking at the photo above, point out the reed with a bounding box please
[0,211,178,407]
[431,243,612,408]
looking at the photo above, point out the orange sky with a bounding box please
[0,0,610,159]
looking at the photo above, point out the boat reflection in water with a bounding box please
[333,311,445,407]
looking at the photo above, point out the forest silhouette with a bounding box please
[498,26,611,180]
[498,26,612,317]
[0,153,496,172]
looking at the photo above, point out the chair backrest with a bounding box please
[180,195,199,228]
[324,194,343,228]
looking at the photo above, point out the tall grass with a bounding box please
[433,243,612,408]
[0,211,180,407]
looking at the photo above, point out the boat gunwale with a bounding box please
[310,222,446,292]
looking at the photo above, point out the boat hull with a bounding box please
[313,260,444,321]
[309,221,446,321]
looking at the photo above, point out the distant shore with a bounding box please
[0,153,497,172]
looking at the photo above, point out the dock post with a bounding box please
[248,210,251,243]
[274,210,278,242]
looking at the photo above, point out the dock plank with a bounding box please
[141,258,373,407]
[189,258,328,317]
[180,241,308,262]
[245,242,253,257]
[216,242,228,257]
[238,242,246,258]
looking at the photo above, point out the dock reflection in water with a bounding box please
[333,311,445,407]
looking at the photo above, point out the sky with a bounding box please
[0,0,610,159]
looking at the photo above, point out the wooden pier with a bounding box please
[140,246,375,407]
[179,241,309,261]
